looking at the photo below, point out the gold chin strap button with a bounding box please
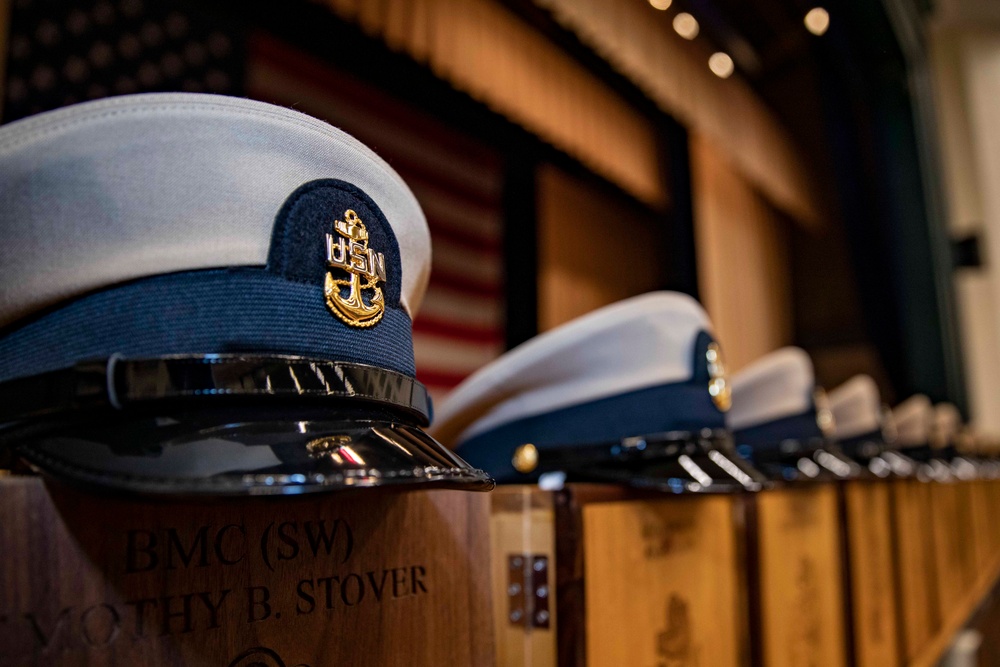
[512,443,539,474]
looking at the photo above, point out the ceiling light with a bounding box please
[648,0,672,10]
[804,7,830,36]
[708,52,734,79]
[673,13,699,40]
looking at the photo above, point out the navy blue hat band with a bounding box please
[0,267,416,384]
[733,411,825,449]
[456,381,726,482]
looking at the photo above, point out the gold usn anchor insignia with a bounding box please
[324,209,387,327]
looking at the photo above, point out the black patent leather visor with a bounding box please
[525,429,768,493]
[0,355,494,495]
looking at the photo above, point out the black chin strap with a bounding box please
[0,354,431,426]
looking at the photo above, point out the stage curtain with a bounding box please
[318,0,666,207]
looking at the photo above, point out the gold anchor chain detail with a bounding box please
[324,209,387,328]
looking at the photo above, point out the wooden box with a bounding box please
[841,480,900,667]
[891,479,940,661]
[489,485,750,667]
[969,480,997,572]
[750,484,848,667]
[0,476,493,666]
[928,480,974,620]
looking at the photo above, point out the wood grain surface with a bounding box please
[842,481,899,667]
[0,476,493,667]
[490,487,557,667]
[969,480,997,573]
[891,479,940,661]
[754,485,847,667]
[928,482,969,621]
[582,495,747,667]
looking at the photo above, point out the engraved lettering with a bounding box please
[216,524,246,565]
[277,521,300,561]
[166,527,209,569]
[23,608,72,651]
[80,604,120,647]
[296,580,316,615]
[318,576,338,610]
[127,598,158,638]
[159,594,195,636]
[260,522,275,572]
[391,567,408,598]
[411,565,428,595]
[125,529,158,573]
[340,574,365,606]
[247,586,271,622]
[198,590,231,630]
[367,570,390,601]
[303,519,342,559]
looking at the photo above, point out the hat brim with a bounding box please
[15,414,494,496]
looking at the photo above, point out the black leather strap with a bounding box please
[0,354,431,425]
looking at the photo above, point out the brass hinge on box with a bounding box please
[508,554,550,629]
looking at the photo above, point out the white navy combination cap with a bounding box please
[931,403,962,450]
[826,374,899,471]
[0,93,492,495]
[431,292,765,492]
[829,375,884,442]
[727,347,855,480]
[892,394,933,448]
[728,347,827,440]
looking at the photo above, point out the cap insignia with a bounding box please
[324,209,386,328]
[706,342,731,412]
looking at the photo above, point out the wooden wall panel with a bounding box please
[691,132,793,371]
[537,164,668,331]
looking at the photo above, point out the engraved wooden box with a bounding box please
[0,476,494,667]
[489,484,750,667]
[748,484,847,667]
[891,478,940,661]
[841,479,900,667]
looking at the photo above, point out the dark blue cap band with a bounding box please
[733,410,824,450]
[456,380,726,482]
[0,178,415,383]
[0,268,415,383]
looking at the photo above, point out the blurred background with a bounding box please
[0,0,996,430]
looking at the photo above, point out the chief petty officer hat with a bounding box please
[892,395,958,481]
[727,347,859,481]
[930,402,978,479]
[0,93,493,495]
[430,292,766,493]
[828,374,901,476]
[892,395,934,457]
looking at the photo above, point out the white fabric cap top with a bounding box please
[431,292,713,447]
[829,374,882,440]
[0,93,430,328]
[931,402,962,449]
[893,394,933,446]
[727,347,815,431]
